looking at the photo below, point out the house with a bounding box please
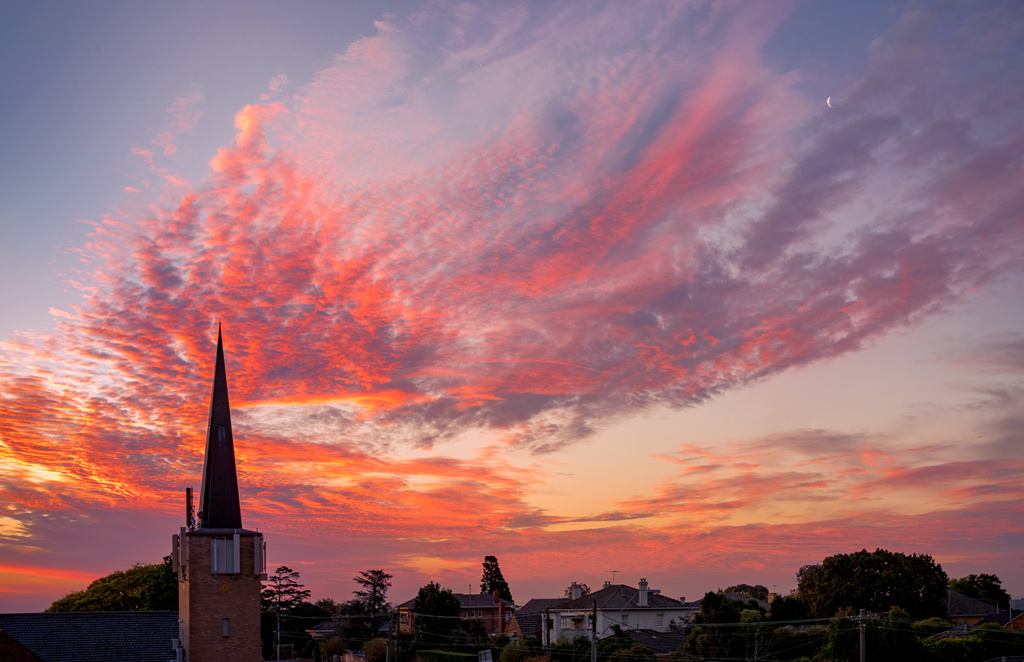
[507,598,565,640]
[398,591,515,636]
[545,580,691,644]
[948,590,1000,626]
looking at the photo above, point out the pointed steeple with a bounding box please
[198,324,243,529]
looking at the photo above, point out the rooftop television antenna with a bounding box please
[607,570,620,584]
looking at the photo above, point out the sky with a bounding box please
[1,0,1023,613]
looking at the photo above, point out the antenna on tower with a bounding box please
[185,487,196,530]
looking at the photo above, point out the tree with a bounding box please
[724,584,769,602]
[354,569,393,636]
[480,555,513,602]
[261,566,312,659]
[47,557,176,612]
[413,582,462,646]
[563,583,592,599]
[948,573,1011,609]
[796,548,948,619]
[262,566,312,613]
[768,594,811,622]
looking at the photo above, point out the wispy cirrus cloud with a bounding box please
[1,0,1023,607]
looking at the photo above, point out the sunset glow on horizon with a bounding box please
[1,0,1023,612]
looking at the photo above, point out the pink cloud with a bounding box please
[2,0,1024,608]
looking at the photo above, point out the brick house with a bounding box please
[398,591,515,636]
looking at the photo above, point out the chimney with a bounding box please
[603,581,612,588]
[639,579,649,607]
[494,590,501,604]
[571,582,582,600]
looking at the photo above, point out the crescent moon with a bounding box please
[826,96,834,109]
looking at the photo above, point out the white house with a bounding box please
[544,580,690,644]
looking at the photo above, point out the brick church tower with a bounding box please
[172,327,266,661]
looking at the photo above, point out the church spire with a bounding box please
[197,324,242,529]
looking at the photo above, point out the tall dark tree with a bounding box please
[262,566,312,659]
[948,573,1011,609]
[797,548,947,619]
[480,555,513,602]
[354,569,393,636]
[413,582,462,646]
[262,566,312,613]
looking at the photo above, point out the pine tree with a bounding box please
[354,569,393,636]
[480,555,513,602]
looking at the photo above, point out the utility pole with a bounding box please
[852,608,867,662]
[546,608,552,662]
[591,601,597,662]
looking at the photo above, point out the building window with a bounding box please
[222,618,230,637]
[621,615,628,628]
[656,614,663,627]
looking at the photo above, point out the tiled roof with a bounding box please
[454,593,515,608]
[509,599,565,639]
[948,590,999,617]
[397,593,514,609]
[557,585,684,611]
[0,611,179,662]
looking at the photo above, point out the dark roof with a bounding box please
[0,611,179,662]
[198,326,242,529]
[625,628,689,654]
[948,590,999,617]
[397,593,514,610]
[510,599,565,638]
[976,610,1015,627]
[558,585,684,611]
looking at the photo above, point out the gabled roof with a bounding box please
[198,326,243,529]
[510,599,565,638]
[948,590,999,617]
[0,611,179,662]
[397,593,514,609]
[557,585,684,611]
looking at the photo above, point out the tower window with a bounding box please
[211,537,239,574]
[223,618,230,637]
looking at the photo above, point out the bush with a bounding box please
[366,637,389,662]
[415,650,479,662]
[500,644,535,662]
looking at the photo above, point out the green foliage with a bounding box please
[604,643,654,662]
[924,622,1024,662]
[551,635,592,662]
[415,650,478,662]
[818,609,927,662]
[499,643,535,662]
[724,583,769,602]
[414,582,463,647]
[768,595,811,622]
[480,555,513,602]
[365,637,389,662]
[796,548,948,619]
[948,573,1011,609]
[46,556,176,612]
